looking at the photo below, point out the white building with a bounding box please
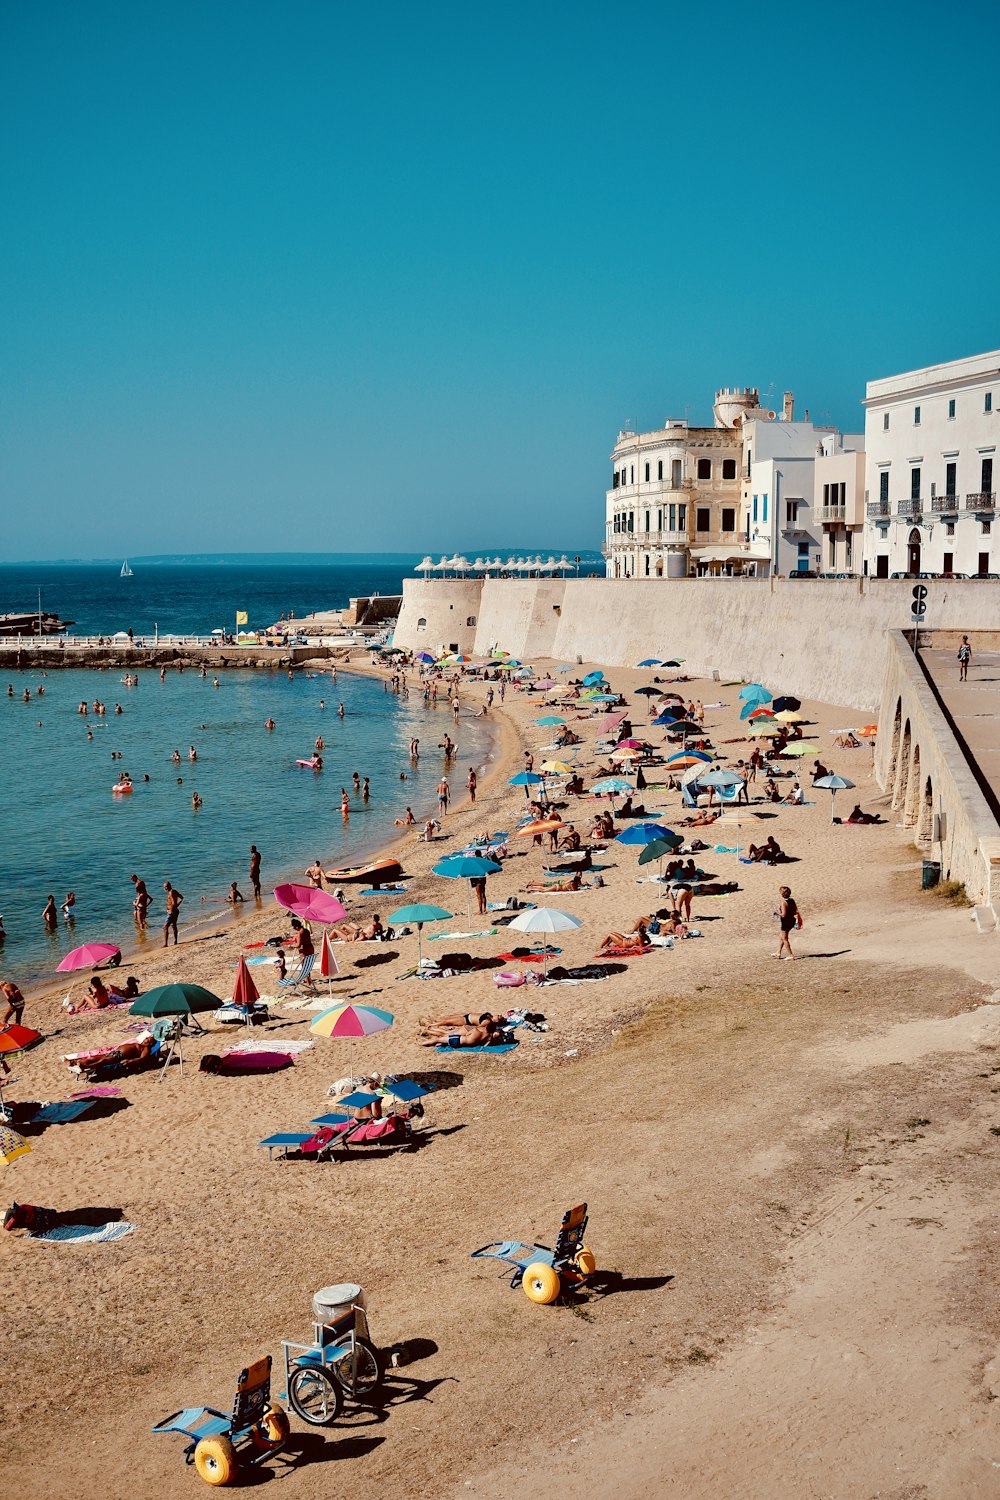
[741,408,865,576]
[863,349,1000,578]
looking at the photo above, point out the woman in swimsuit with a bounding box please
[773,885,798,960]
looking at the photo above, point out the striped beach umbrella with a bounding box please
[310,1002,394,1076]
[0,1125,30,1166]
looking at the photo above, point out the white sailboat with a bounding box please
[120,559,134,578]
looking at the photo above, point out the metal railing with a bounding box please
[866,500,890,517]
[896,497,923,516]
[820,505,846,523]
[963,491,997,511]
[931,495,959,512]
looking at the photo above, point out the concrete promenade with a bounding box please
[920,648,1000,814]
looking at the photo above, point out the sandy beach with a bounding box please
[3,656,998,1500]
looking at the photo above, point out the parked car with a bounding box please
[969,572,1000,580]
[786,569,818,580]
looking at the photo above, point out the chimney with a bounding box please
[782,392,794,423]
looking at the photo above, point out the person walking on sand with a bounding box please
[249,844,262,899]
[162,881,184,946]
[467,767,477,804]
[305,858,324,889]
[437,776,450,815]
[773,885,799,960]
[958,635,972,682]
[1,979,26,1028]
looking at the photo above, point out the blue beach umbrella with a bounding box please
[693,768,745,789]
[667,749,712,765]
[591,776,634,794]
[534,716,566,726]
[738,683,772,705]
[582,671,605,687]
[615,822,677,846]
[415,651,435,663]
[433,855,502,922]
[587,693,619,702]
[636,658,661,667]
[509,770,544,799]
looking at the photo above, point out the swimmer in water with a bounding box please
[338,703,345,718]
[171,748,181,764]
[264,717,275,730]
[191,791,203,809]
[188,745,197,761]
[319,699,325,710]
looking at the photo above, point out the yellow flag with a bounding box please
[235,610,248,625]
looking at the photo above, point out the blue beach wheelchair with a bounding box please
[152,1354,289,1486]
[471,1202,597,1304]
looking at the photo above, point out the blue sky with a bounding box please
[2,0,998,560]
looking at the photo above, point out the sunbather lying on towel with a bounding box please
[679,810,719,827]
[329,914,387,941]
[525,873,582,892]
[597,918,649,954]
[417,1017,505,1047]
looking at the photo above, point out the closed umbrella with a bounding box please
[814,773,856,821]
[57,942,121,972]
[319,930,340,991]
[310,1002,394,1078]
[273,884,347,924]
[231,956,260,1025]
[507,907,582,977]
[389,903,452,964]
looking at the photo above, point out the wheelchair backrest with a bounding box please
[231,1355,271,1431]
[552,1203,588,1264]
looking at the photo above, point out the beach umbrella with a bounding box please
[582,671,605,686]
[695,768,746,789]
[591,776,634,794]
[534,716,566,726]
[231,956,260,1024]
[746,706,775,720]
[777,742,815,757]
[57,942,121,972]
[273,884,347,924]
[739,684,772,705]
[506,906,582,977]
[588,693,620,702]
[774,710,803,723]
[0,1125,30,1167]
[635,686,662,697]
[389,903,451,964]
[515,819,567,839]
[636,658,661,667]
[637,834,684,866]
[773,696,801,713]
[613,747,643,761]
[667,748,711,764]
[597,712,628,733]
[614,739,646,751]
[616,822,677,846]
[131,983,222,1018]
[509,770,544,799]
[415,651,435,663]
[0,1026,42,1120]
[433,854,501,922]
[749,723,782,737]
[814,773,856,821]
[310,1002,394,1078]
[660,720,702,735]
[319,930,340,991]
[661,659,685,667]
[540,760,574,775]
[533,679,556,691]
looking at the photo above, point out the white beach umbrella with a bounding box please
[507,906,582,978]
[416,556,434,575]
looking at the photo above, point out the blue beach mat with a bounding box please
[435,1041,519,1055]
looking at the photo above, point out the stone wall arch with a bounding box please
[894,719,912,810]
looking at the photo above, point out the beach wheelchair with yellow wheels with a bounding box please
[280,1282,384,1426]
[471,1203,597,1305]
[152,1354,289,1486]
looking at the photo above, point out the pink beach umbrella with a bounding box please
[319,930,340,994]
[273,884,347,924]
[57,942,121,972]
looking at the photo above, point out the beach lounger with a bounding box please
[278,954,315,989]
[153,1355,289,1486]
[258,1132,314,1158]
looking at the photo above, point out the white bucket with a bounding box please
[313,1282,366,1323]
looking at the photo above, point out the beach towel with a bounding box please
[226,1037,314,1055]
[428,929,499,941]
[69,1085,122,1100]
[595,944,654,958]
[28,1221,135,1244]
[434,1041,518,1055]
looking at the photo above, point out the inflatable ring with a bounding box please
[494,971,525,987]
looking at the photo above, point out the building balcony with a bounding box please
[963,492,997,512]
[866,500,890,518]
[820,505,846,524]
[896,497,923,518]
[931,495,959,513]
[606,530,689,549]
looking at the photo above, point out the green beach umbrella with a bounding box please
[130,983,223,1019]
[389,903,452,963]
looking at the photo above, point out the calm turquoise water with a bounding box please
[0,665,496,983]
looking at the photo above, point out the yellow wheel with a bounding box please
[251,1403,290,1449]
[193,1434,238,1486]
[574,1245,597,1277]
[522,1261,561,1305]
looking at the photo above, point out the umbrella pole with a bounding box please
[417,923,423,966]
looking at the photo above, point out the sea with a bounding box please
[0,553,607,984]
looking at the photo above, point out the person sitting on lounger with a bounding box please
[747,836,784,864]
[597,918,648,953]
[525,872,582,892]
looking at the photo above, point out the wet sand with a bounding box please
[3,659,998,1500]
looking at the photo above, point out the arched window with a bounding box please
[417,617,427,630]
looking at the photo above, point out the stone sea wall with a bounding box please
[394,577,1000,712]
